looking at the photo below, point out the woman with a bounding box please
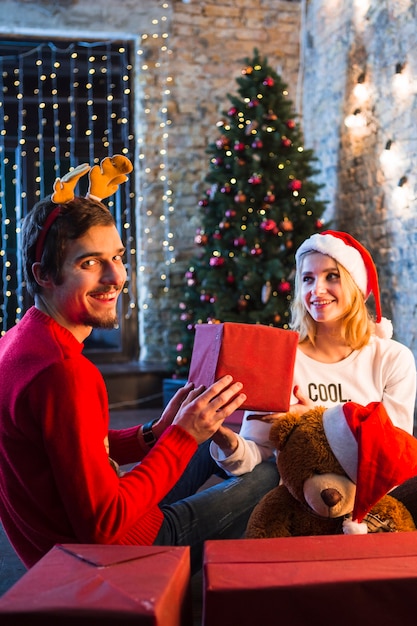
[210,230,416,475]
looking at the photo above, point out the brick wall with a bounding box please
[302,0,417,358]
[1,0,302,365]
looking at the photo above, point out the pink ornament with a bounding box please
[225,209,236,218]
[233,236,246,248]
[209,256,225,267]
[198,199,208,207]
[250,246,263,256]
[251,139,263,149]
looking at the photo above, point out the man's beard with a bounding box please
[81,311,119,330]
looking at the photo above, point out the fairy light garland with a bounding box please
[135,2,176,324]
[0,1,176,340]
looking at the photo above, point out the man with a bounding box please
[0,161,277,573]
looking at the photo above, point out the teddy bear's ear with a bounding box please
[269,412,301,451]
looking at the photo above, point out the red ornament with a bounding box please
[234,141,246,152]
[278,281,291,294]
[225,209,237,218]
[263,76,275,87]
[248,174,262,185]
[221,184,232,194]
[198,198,208,207]
[228,107,238,116]
[213,231,222,240]
[233,236,246,248]
[251,138,263,149]
[260,219,278,233]
[288,179,302,192]
[250,246,263,256]
[194,233,208,245]
[264,191,276,203]
[248,99,259,108]
[209,256,225,267]
[281,137,292,148]
[286,119,296,129]
[226,272,235,285]
[316,219,324,229]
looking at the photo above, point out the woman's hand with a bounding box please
[211,424,239,455]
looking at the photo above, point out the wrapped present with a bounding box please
[203,534,417,626]
[188,322,298,412]
[0,544,192,626]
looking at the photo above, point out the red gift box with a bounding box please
[203,534,417,626]
[0,544,192,625]
[188,322,298,412]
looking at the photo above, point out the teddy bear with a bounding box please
[246,402,417,538]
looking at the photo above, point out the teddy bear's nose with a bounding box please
[321,488,342,507]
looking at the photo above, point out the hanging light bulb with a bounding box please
[353,72,368,102]
[344,108,367,128]
[393,62,409,99]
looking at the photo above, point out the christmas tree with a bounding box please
[173,49,327,377]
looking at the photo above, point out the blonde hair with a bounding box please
[290,252,374,349]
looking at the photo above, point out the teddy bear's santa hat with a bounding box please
[295,230,393,339]
[323,402,417,532]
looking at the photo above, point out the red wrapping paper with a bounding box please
[188,322,298,412]
[203,534,417,626]
[0,544,192,626]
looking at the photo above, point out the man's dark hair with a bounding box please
[22,196,116,296]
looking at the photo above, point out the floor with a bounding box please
[0,406,215,624]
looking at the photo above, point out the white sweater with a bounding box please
[210,336,417,475]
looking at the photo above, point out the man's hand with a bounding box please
[166,376,246,445]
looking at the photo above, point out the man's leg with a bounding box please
[155,460,279,572]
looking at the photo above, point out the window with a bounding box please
[0,38,137,362]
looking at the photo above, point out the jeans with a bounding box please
[154,440,279,572]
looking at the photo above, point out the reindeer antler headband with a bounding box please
[34,155,133,263]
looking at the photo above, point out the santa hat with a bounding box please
[323,402,417,533]
[295,230,393,339]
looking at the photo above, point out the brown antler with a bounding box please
[87,155,133,201]
[51,163,91,204]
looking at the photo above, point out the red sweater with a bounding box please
[0,307,197,568]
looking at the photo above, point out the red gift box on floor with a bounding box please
[203,534,417,626]
[0,544,192,626]
[188,322,298,412]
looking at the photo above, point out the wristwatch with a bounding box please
[142,418,158,447]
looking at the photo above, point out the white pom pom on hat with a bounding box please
[323,401,417,528]
[295,230,393,338]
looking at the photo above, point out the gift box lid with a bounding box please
[0,544,192,626]
[203,536,417,626]
[188,322,299,412]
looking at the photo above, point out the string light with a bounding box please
[0,38,136,336]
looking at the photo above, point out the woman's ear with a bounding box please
[31,262,54,289]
